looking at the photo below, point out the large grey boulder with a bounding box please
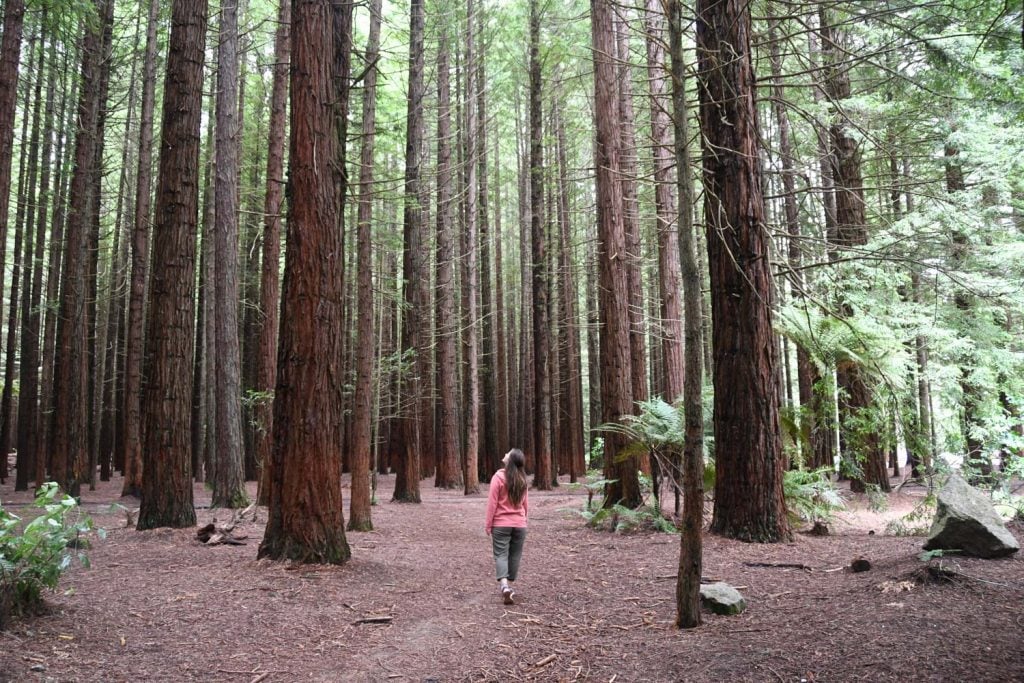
[699,582,746,615]
[923,472,1020,558]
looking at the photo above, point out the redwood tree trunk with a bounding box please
[122,0,161,498]
[258,0,350,564]
[54,0,108,498]
[592,0,639,508]
[348,0,379,529]
[16,36,58,491]
[211,0,248,508]
[394,0,426,503]
[137,0,208,529]
[434,10,462,490]
[668,0,704,628]
[529,0,553,490]
[461,0,481,494]
[698,0,790,542]
[819,7,889,493]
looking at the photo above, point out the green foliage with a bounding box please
[864,484,890,513]
[0,484,95,628]
[918,548,959,562]
[579,503,678,535]
[782,468,845,527]
[885,496,937,536]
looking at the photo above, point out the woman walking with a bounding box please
[485,449,529,605]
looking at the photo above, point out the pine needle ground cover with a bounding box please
[0,473,1021,682]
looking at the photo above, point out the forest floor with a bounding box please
[1,470,1022,683]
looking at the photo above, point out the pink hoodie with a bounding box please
[485,469,528,533]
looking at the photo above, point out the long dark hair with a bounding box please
[505,449,527,507]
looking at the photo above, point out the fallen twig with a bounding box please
[743,562,811,571]
[535,655,557,668]
[355,615,394,625]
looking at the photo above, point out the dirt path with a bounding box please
[1,474,1022,682]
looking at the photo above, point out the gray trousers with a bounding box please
[491,527,527,581]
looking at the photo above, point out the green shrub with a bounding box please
[885,495,937,536]
[0,483,95,628]
[783,467,845,528]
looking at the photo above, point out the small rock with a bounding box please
[699,582,746,615]
[30,664,46,672]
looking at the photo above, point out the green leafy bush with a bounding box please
[783,467,846,528]
[886,495,937,536]
[0,483,95,628]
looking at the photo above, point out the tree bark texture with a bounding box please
[258,0,351,564]
[434,12,462,491]
[54,0,108,498]
[668,0,704,628]
[349,0,379,530]
[122,0,161,498]
[592,0,639,508]
[394,0,426,503]
[137,0,207,529]
[697,0,790,542]
[212,0,248,508]
[529,0,553,490]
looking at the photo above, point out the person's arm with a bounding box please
[485,473,499,534]
[522,486,528,521]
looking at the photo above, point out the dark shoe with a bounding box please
[502,586,515,605]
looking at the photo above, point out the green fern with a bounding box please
[782,467,846,527]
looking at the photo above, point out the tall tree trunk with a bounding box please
[818,7,888,493]
[137,0,208,529]
[199,77,218,484]
[17,35,58,491]
[258,0,351,564]
[255,0,290,507]
[615,8,648,412]
[394,0,426,503]
[122,0,161,498]
[529,0,552,490]
[667,0,705,628]
[461,0,481,493]
[699,0,790,542]
[768,10,816,467]
[0,54,33,483]
[434,9,462,490]
[37,43,76,487]
[85,0,116,490]
[478,21,499,477]
[349,0,380,528]
[945,141,986,477]
[54,0,108,498]
[8,35,45,489]
[645,0,684,405]
[554,108,584,482]
[592,0,639,508]
[0,5,26,473]
[493,134,509,457]
[211,0,248,508]
[99,25,139,482]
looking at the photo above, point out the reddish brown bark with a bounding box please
[592,0,639,508]
[122,0,161,498]
[54,0,108,498]
[698,0,790,542]
[137,0,208,529]
[529,0,553,490]
[258,0,350,563]
[394,0,426,503]
[434,12,462,491]
[349,0,379,530]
